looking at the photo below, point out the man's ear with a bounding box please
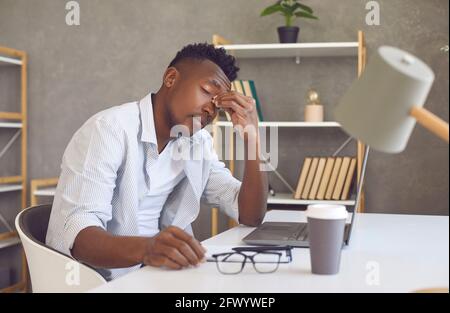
[163,67,179,88]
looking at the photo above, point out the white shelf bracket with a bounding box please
[261,155,295,193]
[0,212,13,232]
[295,56,301,64]
[0,129,21,160]
[332,136,354,157]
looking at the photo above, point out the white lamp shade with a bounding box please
[334,46,435,153]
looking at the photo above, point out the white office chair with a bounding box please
[15,204,107,293]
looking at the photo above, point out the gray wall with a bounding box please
[0,0,448,246]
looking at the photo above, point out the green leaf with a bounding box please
[286,3,304,16]
[260,3,283,16]
[296,3,314,14]
[295,11,319,19]
[277,3,292,17]
[279,2,296,17]
[286,4,298,16]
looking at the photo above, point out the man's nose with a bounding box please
[202,101,217,116]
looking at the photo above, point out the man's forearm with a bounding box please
[72,226,147,268]
[238,135,268,226]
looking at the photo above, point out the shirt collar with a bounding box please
[138,91,203,148]
[139,92,158,146]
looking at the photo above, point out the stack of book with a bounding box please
[294,156,357,201]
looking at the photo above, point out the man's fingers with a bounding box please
[171,237,202,265]
[188,237,207,261]
[148,255,182,270]
[166,226,192,241]
[158,240,191,268]
[217,100,247,117]
[219,94,253,103]
[162,257,183,270]
[166,247,191,267]
[217,94,254,110]
[167,227,206,259]
[145,227,208,270]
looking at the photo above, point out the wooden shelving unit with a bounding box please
[266,192,356,206]
[30,178,58,206]
[211,31,367,236]
[0,45,27,293]
[0,236,21,250]
[215,121,342,128]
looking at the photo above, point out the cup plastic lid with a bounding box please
[305,204,348,220]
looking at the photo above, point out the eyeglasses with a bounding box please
[210,246,293,275]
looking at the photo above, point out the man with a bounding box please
[46,43,268,280]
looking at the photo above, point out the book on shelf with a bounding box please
[316,157,336,200]
[301,157,319,199]
[332,157,351,200]
[341,157,357,200]
[231,80,264,122]
[232,80,244,94]
[220,83,234,121]
[242,80,264,122]
[325,157,343,200]
[293,157,312,199]
[293,155,360,202]
[308,157,327,200]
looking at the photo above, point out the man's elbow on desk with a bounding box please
[239,215,265,227]
[236,189,268,227]
[237,202,267,227]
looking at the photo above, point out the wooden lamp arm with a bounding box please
[410,106,449,143]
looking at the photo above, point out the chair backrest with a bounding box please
[15,204,107,293]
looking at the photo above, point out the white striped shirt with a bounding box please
[137,140,185,237]
[46,92,242,280]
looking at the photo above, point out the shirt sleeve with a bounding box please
[58,117,125,254]
[200,132,242,223]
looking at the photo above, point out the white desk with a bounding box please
[90,210,449,293]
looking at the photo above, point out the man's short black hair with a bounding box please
[168,43,239,82]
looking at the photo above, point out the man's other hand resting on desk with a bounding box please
[72,226,206,270]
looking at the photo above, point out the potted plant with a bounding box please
[261,0,318,43]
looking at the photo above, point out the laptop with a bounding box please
[243,150,368,248]
[242,220,352,248]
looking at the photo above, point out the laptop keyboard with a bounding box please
[288,224,308,241]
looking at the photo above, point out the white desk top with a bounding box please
[90,210,449,293]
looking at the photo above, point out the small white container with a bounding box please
[304,104,324,122]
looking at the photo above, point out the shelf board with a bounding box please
[0,236,21,249]
[0,122,23,128]
[0,184,23,193]
[33,187,56,197]
[0,55,22,66]
[217,42,359,59]
[214,121,341,128]
[267,193,356,206]
[33,189,356,204]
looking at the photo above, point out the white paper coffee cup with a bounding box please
[305,204,348,220]
[306,204,348,275]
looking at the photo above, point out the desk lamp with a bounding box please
[334,46,449,249]
[335,46,448,152]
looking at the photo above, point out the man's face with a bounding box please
[165,59,231,136]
